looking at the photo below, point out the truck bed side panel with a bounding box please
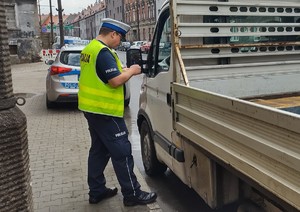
[173,83,300,210]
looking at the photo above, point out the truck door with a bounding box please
[145,8,173,142]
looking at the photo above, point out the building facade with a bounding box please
[5,0,41,63]
[124,0,156,42]
[4,0,165,64]
[105,0,124,22]
[94,5,106,34]
[41,0,161,43]
[46,2,106,40]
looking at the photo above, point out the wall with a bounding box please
[6,0,42,64]
[106,0,124,22]
[95,10,106,34]
[79,19,88,39]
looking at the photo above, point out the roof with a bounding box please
[41,14,70,26]
[40,1,106,25]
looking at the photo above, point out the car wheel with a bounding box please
[46,95,56,109]
[140,120,167,176]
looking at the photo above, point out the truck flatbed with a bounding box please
[250,95,300,114]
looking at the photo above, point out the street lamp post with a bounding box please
[49,0,54,46]
[56,0,64,48]
[38,0,42,29]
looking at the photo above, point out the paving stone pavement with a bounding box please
[11,62,162,212]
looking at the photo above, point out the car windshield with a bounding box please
[60,51,81,66]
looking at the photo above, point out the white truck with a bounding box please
[127,0,300,211]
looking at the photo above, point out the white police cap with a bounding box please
[100,18,131,37]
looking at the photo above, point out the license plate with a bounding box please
[62,74,78,81]
[61,82,78,89]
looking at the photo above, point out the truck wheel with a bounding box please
[140,120,167,176]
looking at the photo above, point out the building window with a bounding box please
[5,4,17,29]
[148,5,150,19]
[142,7,145,20]
[151,4,154,19]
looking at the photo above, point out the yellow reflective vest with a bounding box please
[78,39,124,117]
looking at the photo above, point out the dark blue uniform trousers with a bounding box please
[83,112,141,198]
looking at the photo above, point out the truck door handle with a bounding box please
[167,93,171,106]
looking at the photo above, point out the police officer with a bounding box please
[78,18,157,206]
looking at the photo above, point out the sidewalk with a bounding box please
[11,62,161,212]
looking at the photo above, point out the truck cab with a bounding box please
[127,0,300,211]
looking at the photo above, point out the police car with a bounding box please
[52,36,82,49]
[46,45,131,108]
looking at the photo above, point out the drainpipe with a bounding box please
[0,2,33,212]
[136,0,140,41]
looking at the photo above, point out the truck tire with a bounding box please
[140,120,167,176]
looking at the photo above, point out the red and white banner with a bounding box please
[40,49,60,62]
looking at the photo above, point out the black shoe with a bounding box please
[89,187,118,204]
[123,191,157,206]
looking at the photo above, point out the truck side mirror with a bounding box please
[126,49,145,73]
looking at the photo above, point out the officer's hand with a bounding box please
[129,64,141,75]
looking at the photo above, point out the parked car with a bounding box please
[140,41,151,53]
[52,36,82,49]
[46,45,131,108]
[117,41,131,51]
[130,41,146,50]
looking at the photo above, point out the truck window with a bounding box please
[148,9,171,77]
[158,18,171,72]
